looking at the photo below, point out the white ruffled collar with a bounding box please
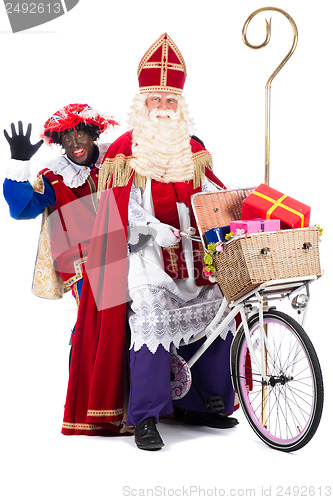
[45,143,109,188]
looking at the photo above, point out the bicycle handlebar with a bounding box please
[175,227,202,242]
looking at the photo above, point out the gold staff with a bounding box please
[242,7,298,186]
[242,8,298,427]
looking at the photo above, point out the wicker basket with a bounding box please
[214,228,322,302]
[191,189,322,303]
[192,188,255,245]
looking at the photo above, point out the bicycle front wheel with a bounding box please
[233,309,324,452]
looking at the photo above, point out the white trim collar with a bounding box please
[45,143,110,188]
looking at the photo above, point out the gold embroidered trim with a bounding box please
[193,152,213,188]
[51,180,59,185]
[163,244,179,273]
[101,155,133,189]
[63,257,87,289]
[32,209,66,299]
[194,241,206,266]
[198,241,206,259]
[98,150,213,192]
[87,408,123,417]
[62,422,104,431]
[192,150,212,163]
[119,424,135,435]
[62,421,134,434]
[138,34,186,76]
[143,63,184,72]
[137,34,186,95]
[139,86,183,95]
[32,220,89,298]
[72,282,80,307]
[32,175,45,194]
[86,175,98,213]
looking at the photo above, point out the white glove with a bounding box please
[149,222,181,247]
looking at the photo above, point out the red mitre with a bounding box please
[138,33,187,95]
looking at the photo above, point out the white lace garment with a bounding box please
[127,178,236,353]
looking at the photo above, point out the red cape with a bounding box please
[62,135,226,435]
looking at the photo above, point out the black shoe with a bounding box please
[134,417,164,450]
[182,410,239,429]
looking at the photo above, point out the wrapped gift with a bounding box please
[205,225,230,243]
[230,219,280,234]
[230,220,262,234]
[241,184,310,229]
[252,218,281,231]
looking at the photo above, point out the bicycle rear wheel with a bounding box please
[233,309,324,452]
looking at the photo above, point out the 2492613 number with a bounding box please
[5,3,62,14]
[276,485,332,496]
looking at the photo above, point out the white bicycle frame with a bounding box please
[175,274,318,385]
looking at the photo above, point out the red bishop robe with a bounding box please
[62,132,226,435]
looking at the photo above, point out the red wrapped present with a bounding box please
[241,184,310,229]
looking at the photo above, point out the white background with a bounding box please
[0,0,332,498]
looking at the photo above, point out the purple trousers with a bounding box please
[126,332,235,426]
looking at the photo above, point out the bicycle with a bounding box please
[170,188,324,452]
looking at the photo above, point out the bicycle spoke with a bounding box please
[235,311,323,451]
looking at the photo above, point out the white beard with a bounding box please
[130,97,195,183]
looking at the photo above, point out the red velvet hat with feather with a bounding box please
[42,103,118,144]
[138,33,187,95]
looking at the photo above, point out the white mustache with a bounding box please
[150,108,178,120]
